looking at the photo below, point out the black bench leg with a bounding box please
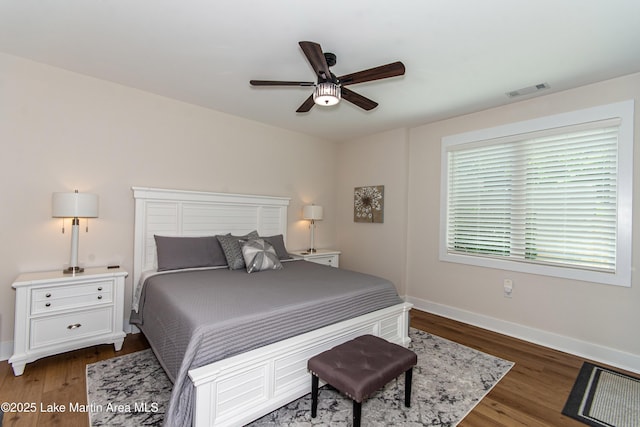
[311,374,319,418]
[405,367,413,407]
[353,400,361,427]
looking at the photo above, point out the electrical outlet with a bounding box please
[503,279,513,298]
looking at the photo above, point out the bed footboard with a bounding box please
[188,302,412,427]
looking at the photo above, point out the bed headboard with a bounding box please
[132,187,290,287]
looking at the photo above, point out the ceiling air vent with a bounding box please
[506,82,550,98]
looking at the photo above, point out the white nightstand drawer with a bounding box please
[309,255,337,267]
[289,249,341,268]
[31,281,113,315]
[30,307,113,349]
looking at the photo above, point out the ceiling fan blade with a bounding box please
[341,87,378,111]
[299,41,332,80]
[296,95,316,113]
[338,61,405,86]
[250,80,315,87]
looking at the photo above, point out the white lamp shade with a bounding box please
[303,205,323,221]
[52,192,99,218]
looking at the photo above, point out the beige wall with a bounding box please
[335,128,410,295]
[337,72,640,370]
[0,53,337,354]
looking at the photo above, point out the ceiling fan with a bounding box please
[250,41,405,113]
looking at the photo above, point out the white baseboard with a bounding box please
[0,340,13,362]
[406,295,640,374]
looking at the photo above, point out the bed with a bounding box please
[131,187,413,427]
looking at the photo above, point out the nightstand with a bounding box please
[9,267,127,376]
[289,249,341,268]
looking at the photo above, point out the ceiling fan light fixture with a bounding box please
[313,82,341,106]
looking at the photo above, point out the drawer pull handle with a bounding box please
[45,303,51,307]
[98,287,103,291]
[46,293,52,298]
[67,324,82,330]
[97,295,103,300]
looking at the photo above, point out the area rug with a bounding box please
[86,328,513,426]
[563,362,640,427]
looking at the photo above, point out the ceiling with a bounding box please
[1,1,640,142]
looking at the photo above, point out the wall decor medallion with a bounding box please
[354,185,384,223]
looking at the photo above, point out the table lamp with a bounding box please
[52,190,99,273]
[303,204,323,253]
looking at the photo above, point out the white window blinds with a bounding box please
[443,111,633,286]
[441,101,633,286]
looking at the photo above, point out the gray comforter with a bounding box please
[131,260,403,427]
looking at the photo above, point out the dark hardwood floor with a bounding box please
[1,309,633,426]
[411,310,587,426]
[0,334,149,427]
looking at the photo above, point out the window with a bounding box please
[440,101,634,286]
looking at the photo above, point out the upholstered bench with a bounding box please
[307,334,417,427]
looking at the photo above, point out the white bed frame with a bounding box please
[132,187,412,427]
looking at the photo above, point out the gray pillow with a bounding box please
[261,234,292,260]
[241,238,283,273]
[154,235,227,271]
[217,231,259,270]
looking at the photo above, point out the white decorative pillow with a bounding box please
[241,239,283,273]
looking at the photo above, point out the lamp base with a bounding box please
[63,266,84,274]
